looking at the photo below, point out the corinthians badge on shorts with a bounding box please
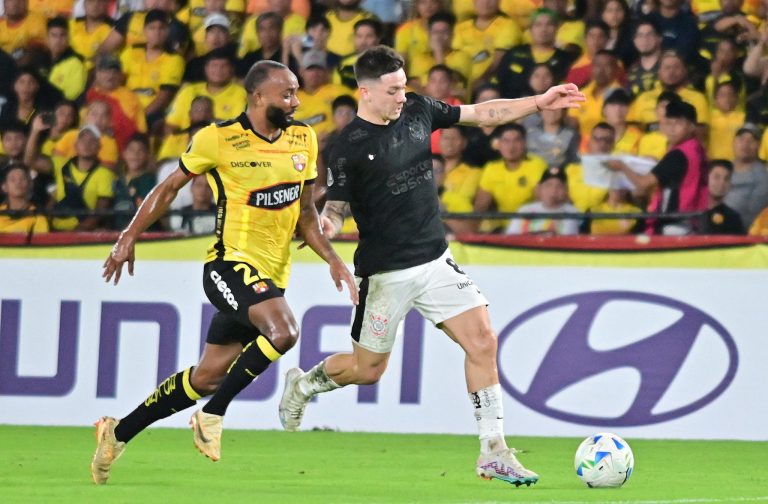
[291,153,307,172]
[369,314,388,337]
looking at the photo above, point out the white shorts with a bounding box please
[351,248,489,354]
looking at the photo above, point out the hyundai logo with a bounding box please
[497,291,738,426]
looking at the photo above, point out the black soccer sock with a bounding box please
[202,336,282,416]
[114,367,203,443]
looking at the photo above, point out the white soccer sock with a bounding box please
[297,361,341,397]
[469,383,509,454]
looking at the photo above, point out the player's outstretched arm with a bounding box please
[458,83,586,127]
[102,168,192,285]
[297,191,359,305]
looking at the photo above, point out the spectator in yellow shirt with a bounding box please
[586,188,642,235]
[0,164,49,234]
[453,0,521,86]
[68,0,112,67]
[53,100,119,169]
[334,18,383,90]
[472,123,548,231]
[565,122,612,212]
[294,49,349,140]
[51,125,115,231]
[394,0,444,72]
[602,88,643,155]
[0,0,47,60]
[567,50,623,142]
[408,12,472,95]
[636,91,679,161]
[120,10,185,126]
[240,0,305,57]
[708,80,745,160]
[43,17,88,102]
[157,96,214,161]
[324,0,376,57]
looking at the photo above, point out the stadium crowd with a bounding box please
[1,0,768,236]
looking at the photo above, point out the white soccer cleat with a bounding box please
[91,416,126,485]
[476,448,540,487]
[278,367,310,432]
[190,409,222,461]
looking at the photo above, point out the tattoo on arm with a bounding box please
[322,200,349,233]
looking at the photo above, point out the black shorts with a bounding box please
[202,259,283,331]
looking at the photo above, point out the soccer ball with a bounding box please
[574,432,634,488]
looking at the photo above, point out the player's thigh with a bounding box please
[412,249,490,339]
[351,272,418,354]
[439,305,495,355]
[203,260,297,351]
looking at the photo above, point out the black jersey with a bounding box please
[326,93,461,277]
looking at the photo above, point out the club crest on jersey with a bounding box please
[291,153,307,172]
[253,281,270,294]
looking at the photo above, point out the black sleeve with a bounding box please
[411,93,461,131]
[652,150,687,188]
[325,143,353,202]
[114,13,132,36]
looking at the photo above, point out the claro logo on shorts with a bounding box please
[210,270,239,310]
[247,182,301,209]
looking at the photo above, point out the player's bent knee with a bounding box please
[465,327,498,361]
[263,323,300,354]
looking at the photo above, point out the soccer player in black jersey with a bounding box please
[91,61,358,484]
[278,45,584,487]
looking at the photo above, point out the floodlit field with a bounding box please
[0,426,766,504]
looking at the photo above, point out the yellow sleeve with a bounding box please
[33,215,49,234]
[180,125,219,175]
[239,16,259,57]
[495,18,521,50]
[161,54,186,87]
[760,130,768,161]
[394,22,413,56]
[478,162,499,193]
[307,126,319,181]
[119,48,133,76]
[93,168,117,199]
[166,86,192,128]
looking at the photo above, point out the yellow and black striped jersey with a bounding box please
[180,113,318,288]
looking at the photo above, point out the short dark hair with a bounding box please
[428,11,456,28]
[428,64,454,80]
[1,163,31,185]
[354,45,405,83]
[354,18,384,39]
[47,16,68,31]
[492,123,527,140]
[633,16,660,37]
[709,159,734,172]
[714,79,739,95]
[125,132,150,150]
[665,100,697,123]
[585,19,610,37]
[593,121,616,134]
[243,60,288,93]
[657,90,681,105]
[1,120,29,137]
[305,16,331,31]
[332,94,357,112]
[256,11,283,30]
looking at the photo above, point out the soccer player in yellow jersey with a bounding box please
[92,61,358,484]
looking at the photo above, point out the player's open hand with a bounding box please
[330,258,358,305]
[103,234,136,285]
[537,83,586,111]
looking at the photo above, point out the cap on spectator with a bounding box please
[736,123,761,140]
[530,7,558,23]
[204,13,230,30]
[96,55,121,71]
[144,9,170,27]
[78,124,102,139]
[539,166,567,184]
[603,88,632,106]
[301,50,328,70]
[665,100,697,124]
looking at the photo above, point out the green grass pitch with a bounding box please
[0,426,766,504]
